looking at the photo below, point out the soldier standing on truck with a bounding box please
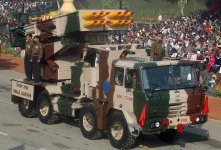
[32,36,43,83]
[24,34,33,81]
[150,33,165,61]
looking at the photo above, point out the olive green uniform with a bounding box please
[32,43,43,83]
[150,41,165,61]
[24,41,33,81]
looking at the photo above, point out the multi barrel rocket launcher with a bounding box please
[81,11,134,28]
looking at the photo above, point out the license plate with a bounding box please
[11,80,34,101]
[181,118,188,123]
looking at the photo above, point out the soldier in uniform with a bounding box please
[150,33,165,61]
[32,36,43,83]
[24,34,33,81]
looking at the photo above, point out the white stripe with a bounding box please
[0,131,8,136]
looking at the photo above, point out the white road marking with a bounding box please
[0,131,8,136]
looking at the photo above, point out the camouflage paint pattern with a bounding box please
[19,7,207,134]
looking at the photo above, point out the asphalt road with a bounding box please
[0,70,221,150]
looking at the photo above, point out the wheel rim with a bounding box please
[39,99,49,117]
[23,99,30,109]
[83,113,94,132]
[111,120,124,141]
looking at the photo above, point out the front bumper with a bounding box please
[168,114,208,128]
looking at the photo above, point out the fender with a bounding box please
[44,83,62,95]
[121,110,141,137]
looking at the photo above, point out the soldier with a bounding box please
[150,33,165,61]
[24,34,33,81]
[32,36,43,83]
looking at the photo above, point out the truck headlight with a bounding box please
[155,122,160,128]
[196,117,200,123]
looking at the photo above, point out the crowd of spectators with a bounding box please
[0,0,57,26]
[111,10,221,59]
[110,10,221,89]
[0,2,221,88]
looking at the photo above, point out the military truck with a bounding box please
[11,2,208,149]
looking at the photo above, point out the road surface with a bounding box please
[0,70,221,150]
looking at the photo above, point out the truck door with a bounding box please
[112,67,134,112]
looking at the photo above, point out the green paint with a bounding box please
[71,62,84,91]
[133,62,170,132]
[61,84,74,97]
[133,90,149,121]
[57,97,77,117]
[148,90,169,118]
[64,12,80,34]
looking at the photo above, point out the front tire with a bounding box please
[107,111,136,150]
[18,98,37,118]
[79,103,102,140]
[157,129,180,143]
[37,90,59,124]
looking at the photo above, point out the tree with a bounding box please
[102,0,129,9]
[178,0,187,16]
[102,0,115,9]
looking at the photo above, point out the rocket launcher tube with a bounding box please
[124,20,134,25]
[83,20,110,27]
[107,11,134,19]
[83,21,96,27]
[108,20,121,26]
[108,20,134,26]
[123,12,134,17]
[82,11,110,20]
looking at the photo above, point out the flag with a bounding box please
[139,103,147,128]
[202,96,209,115]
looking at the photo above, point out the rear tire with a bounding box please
[79,103,102,140]
[18,98,37,118]
[157,129,180,143]
[107,111,136,150]
[37,90,59,124]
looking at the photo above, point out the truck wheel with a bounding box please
[79,103,102,140]
[18,98,37,118]
[37,91,59,124]
[107,111,136,150]
[157,129,180,143]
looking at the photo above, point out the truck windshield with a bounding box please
[142,65,198,90]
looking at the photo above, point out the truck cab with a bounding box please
[98,57,208,149]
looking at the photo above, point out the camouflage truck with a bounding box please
[11,3,208,150]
